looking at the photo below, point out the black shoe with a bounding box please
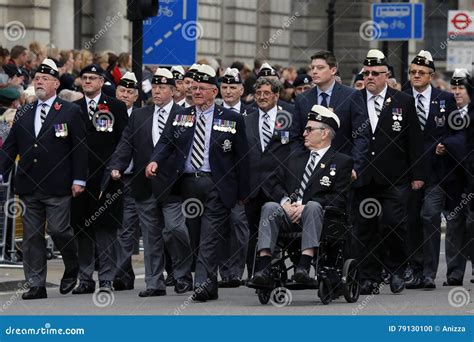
[471,278,474,284]
[359,280,380,295]
[390,275,405,294]
[218,278,230,288]
[59,278,77,295]
[98,281,113,291]
[443,278,463,286]
[113,278,134,291]
[164,275,176,287]
[422,278,436,290]
[248,270,273,288]
[174,279,192,294]
[405,275,423,289]
[22,286,47,300]
[293,267,312,284]
[192,287,218,302]
[72,282,95,294]
[138,289,166,297]
[225,277,242,288]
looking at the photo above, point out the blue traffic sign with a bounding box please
[142,0,199,66]
[371,3,424,40]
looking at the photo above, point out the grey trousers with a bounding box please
[218,204,249,280]
[135,197,192,289]
[21,193,77,287]
[257,201,323,253]
[114,175,140,285]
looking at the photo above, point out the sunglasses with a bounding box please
[362,70,388,77]
[304,126,325,133]
[409,70,432,76]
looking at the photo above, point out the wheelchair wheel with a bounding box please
[342,259,360,303]
[318,277,332,305]
[257,289,271,305]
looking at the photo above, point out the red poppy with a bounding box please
[98,103,109,112]
[53,102,62,111]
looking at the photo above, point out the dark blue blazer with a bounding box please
[404,86,458,184]
[0,98,87,195]
[292,82,369,174]
[244,108,296,198]
[108,103,185,201]
[150,105,250,209]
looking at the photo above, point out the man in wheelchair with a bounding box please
[248,105,353,287]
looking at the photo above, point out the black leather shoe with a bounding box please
[390,275,405,294]
[293,267,312,284]
[192,287,218,302]
[218,278,229,288]
[443,278,463,286]
[98,281,113,291]
[405,275,423,289]
[22,286,47,300]
[164,275,176,287]
[470,278,474,284]
[138,289,166,297]
[248,270,273,288]
[59,278,77,294]
[226,277,242,288]
[72,282,95,294]
[422,278,436,290]
[174,280,192,294]
[113,279,134,291]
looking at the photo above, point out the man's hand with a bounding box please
[435,143,446,156]
[291,203,305,224]
[351,169,358,182]
[411,180,424,190]
[282,202,298,222]
[145,162,158,178]
[71,184,84,197]
[111,169,121,180]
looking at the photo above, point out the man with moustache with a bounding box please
[71,64,128,294]
[0,59,87,299]
[109,68,192,296]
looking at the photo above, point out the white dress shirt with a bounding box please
[152,100,174,146]
[258,106,277,151]
[366,85,388,133]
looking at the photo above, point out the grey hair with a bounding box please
[254,77,282,94]
[321,122,336,140]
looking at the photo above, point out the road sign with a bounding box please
[142,0,199,66]
[447,10,474,40]
[371,3,424,40]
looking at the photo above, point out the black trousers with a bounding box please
[179,174,231,295]
[353,182,410,281]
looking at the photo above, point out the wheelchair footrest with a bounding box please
[285,279,319,290]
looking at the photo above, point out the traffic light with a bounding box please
[127,0,159,21]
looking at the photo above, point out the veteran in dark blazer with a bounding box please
[147,64,250,301]
[0,59,87,299]
[353,50,424,295]
[71,64,128,294]
[403,51,458,290]
[109,68,193,297]
[243,77,296,278]
[248,105,353,288]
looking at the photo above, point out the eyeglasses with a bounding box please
[304,126,325,133]
[362,70,388,77]
[191,86,215,92]
[255,91,275,98]
[81,75,102,81]
[409,70,432,76]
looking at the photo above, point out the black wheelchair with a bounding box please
[247,206,360,305]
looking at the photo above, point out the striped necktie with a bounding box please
[261,113,273,151]
[88,100,96,120]
[296,151,319,202]
[157,108,166,136]
[416,94,426,130]
[373,95,382,116]
[191,113,206,170]
[40,103,48,124]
